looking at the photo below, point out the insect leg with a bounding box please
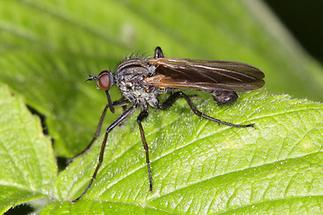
[105,91,115,113]
[136,110,153,191]
[212,90,238,105]
[158,92,196,110]
[73,106,135,202]
[72,97,129,159]
[158,92,184,110]
[154,46,164,58]
[177,92,254,128]
[112,97,129,107]
[113,97,130,124]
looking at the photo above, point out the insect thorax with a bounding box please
[115,60,161,109]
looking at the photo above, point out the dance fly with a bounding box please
[73,46,265,201]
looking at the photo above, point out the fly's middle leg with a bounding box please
[137,110,153,191]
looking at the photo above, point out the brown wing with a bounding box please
[145,58,265,92]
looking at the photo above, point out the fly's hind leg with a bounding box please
[212,90,238,105]
[165,91,254,128]
[158,92,196,110]
[154,46,164,58]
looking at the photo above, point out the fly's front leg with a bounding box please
[72,97,129,159]
[73,106,135,202]
[105,91,115,113]
[137,110,153,191]
[112,97,129,112]
[154,46,164,58]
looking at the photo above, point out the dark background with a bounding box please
[5,1,323,215]
[266,1,323,64]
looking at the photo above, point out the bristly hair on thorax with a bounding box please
[121,51,150,64]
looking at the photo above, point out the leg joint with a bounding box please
[137,110,148,123]
[192,109,202,116]
[106,127,112,133]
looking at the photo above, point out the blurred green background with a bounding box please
[1,0,323,214]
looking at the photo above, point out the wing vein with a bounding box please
[147,58,265,92]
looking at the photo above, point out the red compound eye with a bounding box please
[97,71,112,91]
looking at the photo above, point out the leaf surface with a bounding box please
[41,91,323,214]
[0,85,57,213]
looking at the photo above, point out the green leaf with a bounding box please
[41,91,322,214]
[0,0,323,157]
[0,85,57,213]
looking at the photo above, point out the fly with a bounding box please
[73,46,265,201]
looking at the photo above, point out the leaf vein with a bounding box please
[148,151,322,201]
[104,106,322,193]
